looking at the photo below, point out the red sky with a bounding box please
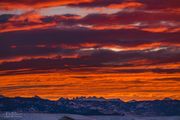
[0,0,180,101]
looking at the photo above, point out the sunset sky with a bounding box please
[0,0,180,101]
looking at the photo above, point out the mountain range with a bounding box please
[0,95,179,116]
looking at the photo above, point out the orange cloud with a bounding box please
[0,22,56,33]
[0,71,180,101]
[142,27,171,33]
[9,12,42,23]
[0,0,93,10]
[108,2,144,9]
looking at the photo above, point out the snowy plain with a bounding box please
[1,113,180,120]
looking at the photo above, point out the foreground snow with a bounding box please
[1,113,180,120]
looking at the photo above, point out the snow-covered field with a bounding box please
[0,113,180,120]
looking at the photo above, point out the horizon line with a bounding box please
[1,95,178,102]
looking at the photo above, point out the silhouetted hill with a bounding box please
[0,96,179,116]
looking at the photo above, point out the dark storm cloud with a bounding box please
[79,11,180,25]
[0,45,75,59]
[0,14,14,23]
[69,0,180,10]
[0,28,179,59]
[40,10,180,27]
[1,7,179,33]
[68,0,125,7]
[40,14,80,26]
[137,0,180,10]
[0,47,180,75]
